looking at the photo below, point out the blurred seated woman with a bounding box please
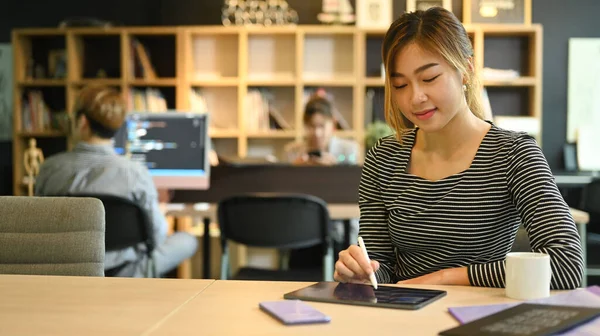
[285,93,360,166]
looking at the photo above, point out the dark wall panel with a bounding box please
[532,0,600,169]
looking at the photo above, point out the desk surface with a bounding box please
[554,171,598,186]
[151,280,530,336]
[1,275,563,336]
[0,275,213,336]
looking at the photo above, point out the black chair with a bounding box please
[67,193,157,278]
[218,193,334,281]
[581,179,600,225]
[510,225,531,252]
[581,179,600,267]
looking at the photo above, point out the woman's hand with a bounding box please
[396,267,470,285]
[334,245,380,284]
[309,152,337,166]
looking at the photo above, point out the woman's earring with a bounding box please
[462,84,467,92]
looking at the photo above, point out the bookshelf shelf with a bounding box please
[18,79,66,87]
[128,78,177,86]
[364,77,385,86]
[12,24,543,195]
[71,79,122,86]
[125,27,179,35]
[17,130,66,138]
[484,76,537,87]
[246,77,296,86]
[190,78,239,87]
[210,129,240,138]
[247,131,297,138]
[302,78,356,86]
[334,130,357,138]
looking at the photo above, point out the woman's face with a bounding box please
[390,42,467,133]
[305,113,334,150]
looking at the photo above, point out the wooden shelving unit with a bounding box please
[12,23,543,196]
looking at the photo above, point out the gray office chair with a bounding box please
[218,193,334,281]
[0,196,105,276]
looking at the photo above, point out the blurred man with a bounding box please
[35,85,198,277]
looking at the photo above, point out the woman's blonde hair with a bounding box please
[382,7,484,142]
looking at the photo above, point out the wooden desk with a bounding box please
[150,280,537,336]
[0,274,214,335]
[0,275,578,335]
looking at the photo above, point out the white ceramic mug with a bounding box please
[505,252,552,300]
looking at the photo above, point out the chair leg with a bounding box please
[145,256,156,278]
[279,249,290,271]
[323,246,334,281]
[151,258,157,278]
[220,243,229,280]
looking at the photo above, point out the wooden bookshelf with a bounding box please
[12,24,543,195]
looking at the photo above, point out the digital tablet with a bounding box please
[283,282,447,310]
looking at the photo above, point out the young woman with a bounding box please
[334,7,584,289]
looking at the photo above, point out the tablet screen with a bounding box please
[283,282,447,310]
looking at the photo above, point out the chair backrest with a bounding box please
[217,193,331,250]
[510,225,531,252]
[581,178,600,222]
[0,196,105,276]
[67,193,155,254]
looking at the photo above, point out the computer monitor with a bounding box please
[113,111,210,190]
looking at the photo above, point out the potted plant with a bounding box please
[365,120,394,150]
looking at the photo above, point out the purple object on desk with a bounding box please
[448,286,600,335]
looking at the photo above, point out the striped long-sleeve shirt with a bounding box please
[358,124,584,289]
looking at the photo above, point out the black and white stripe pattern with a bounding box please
[358,124,584,289]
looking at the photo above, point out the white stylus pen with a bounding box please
[357,236,378,290]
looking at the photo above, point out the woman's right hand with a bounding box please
[334,245,380,284]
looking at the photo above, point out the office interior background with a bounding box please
[0,0,599,194]
[3,1,600,334]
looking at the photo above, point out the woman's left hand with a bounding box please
[396,267,470,285]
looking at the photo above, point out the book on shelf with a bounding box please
[130,39,157,80]
[189,88,208,113]
[21,90,52,132]
[189,88,234,131]
[245,89,293,132]
[493,116,539,138]
[128,88,167,112]
[245,89,269,131]
[482,67,520,81]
